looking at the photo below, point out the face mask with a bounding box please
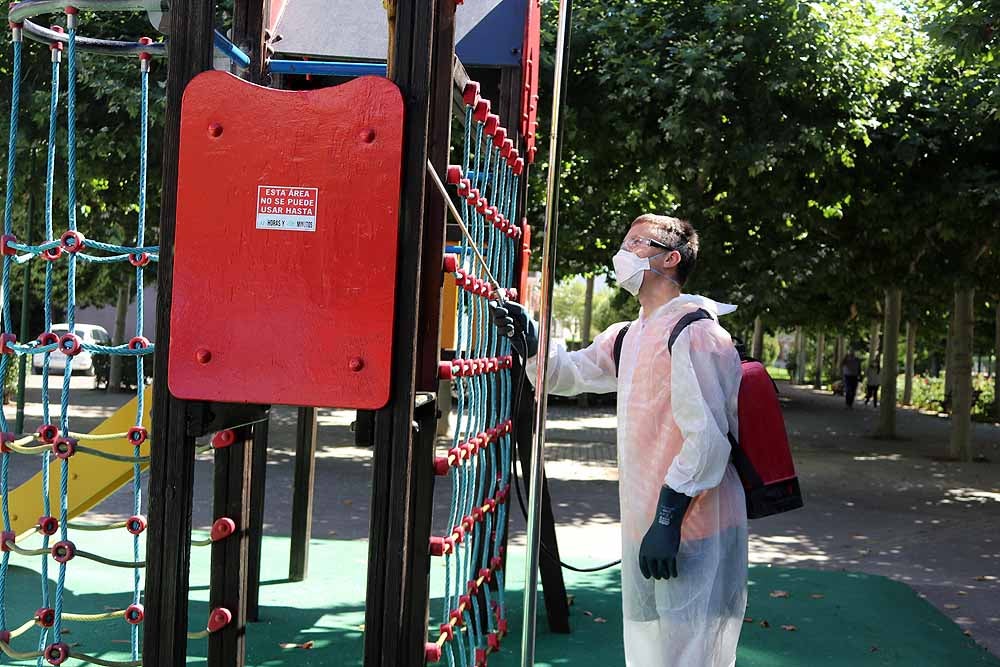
[613,250,663,296]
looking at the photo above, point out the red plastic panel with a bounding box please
[169,71,404,409]
[521,0,541,162]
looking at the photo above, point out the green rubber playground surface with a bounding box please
[1,534,995,666]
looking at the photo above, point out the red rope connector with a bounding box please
[438,361,455,381]
[0,234,17,256]
[467,578,480,596]
[443,253,459,274]
[457,178,471,197]
[35,608,55,628]
[0,531,14,552]
[512,157,525,176]
[0,333,16,355]
[497,618,509,636]
[446,164,463,185]
[58,332,82,357]
[475,197,488,215]
[447,446,462,464]
[433,456,451,476]
[128,336,151,351]
[207,607,233,633]
[501,138,513,159]
[210,517,236,542]
[528,146,537,163]
[462,81,480,107]
[466,187,480,206]
[429,536,446,557]
[127,426,148,445]
[491,555,503,571]
[492,127,507,148]
[461,514,475,532]
[479,566,492,585]
[475,647,488,667]
[53,436,76,460]
[0,629,9,646]
[36,331,58,348]
[59,230,85,253]
[508,148,519,167]
[488,631,501,652]
[38,516,59,536]
[126,515,147,536]
[51,540,75,563]
[44,642,70,666]
[473,98,491,123]
[125,603,145,625]
[484,498,497,514]
[129,252,150,267]
[451,525,465,544]
[483,113,499,136]
[42,245,62,261]
[212,429,237,449]
[425,643,443,664]
[0,432,13,454]
[37,424,59,444]
[449,607,465,628]
[138,36,153,62]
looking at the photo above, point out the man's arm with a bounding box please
[665,320,741,496]
[524,322,627,397]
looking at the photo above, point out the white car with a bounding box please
[32,324,112,376]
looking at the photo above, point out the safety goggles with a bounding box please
[619,236,671,253]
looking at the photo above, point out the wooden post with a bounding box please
[904,321,917,405]
[231,0,269,84]
[949,288,976,461]
[363,2,446,665]
[246,418,269,622]
[143,3,214,665]
[209,427,254,665]
[813,331,825,389]
[289,407,318,582]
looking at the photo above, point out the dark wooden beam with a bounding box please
[246,418,269,622]
[208,426,254,666]
[289,406,318,582]
[231,0,270,84]
[363,1,448,665]
[143,2,214,665]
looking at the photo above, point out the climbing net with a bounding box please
[425,83,525,667]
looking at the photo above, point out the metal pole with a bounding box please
[521,0,572,664]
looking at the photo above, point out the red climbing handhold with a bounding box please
[462,81,480,107]
[473,98,491,123]
[127,426,148,445]
[492,127,507,148]
[35,607,56,628]
[438,361,455,381]
[513,157,525,176]
[53,436,76,460]
[484,113,499,136]
[207,607,233,633]
[125,603,145,625]
[425,643,443,663]
[210,517,236,542]
[443,253,459,274]
[501,138,513,158]
[433,456,450,476]
[128,336,150,351]
[51,540,75,563]
[0,531,14,552]
[38,516,59,536]
[0,234,17,256]
[429,536,446,557]
[129,252,150,267]
[58,332,82,357]
[37,424,58,444]
[59,230,85,253]
[126,515,146,535]
[212,429,236,449]
[44,642,70,666]
[446,164,462,185]
[0,333,15,355]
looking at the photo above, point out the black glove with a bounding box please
[489,300,539,358]
[638,485,693,580]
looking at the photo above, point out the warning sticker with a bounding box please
[255,185,319,232]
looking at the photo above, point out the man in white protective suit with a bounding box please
[491,214,748,666]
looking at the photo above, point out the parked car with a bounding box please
[32,324,112,376]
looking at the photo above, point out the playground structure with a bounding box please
[0,1,569,666]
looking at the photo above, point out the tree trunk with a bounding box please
[868,318,881,365]
[795,327,807,384]
[835,335,844,373]
[949,288,975,461]
[581,275,594,346]
[994,303,999,419]
[944,307,956,406]
[751,315,764,361]
[108,277,132,392]
[877,288,902,438]
[903,320,916,405]
[813,331,825,389]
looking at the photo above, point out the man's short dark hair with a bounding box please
[630,214,699,285]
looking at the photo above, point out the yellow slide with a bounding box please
[7,386,152,538]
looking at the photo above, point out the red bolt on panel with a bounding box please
[212,429,237,449]
[211,517,236,542]
[169,72,403,410]
[207,607,233,633]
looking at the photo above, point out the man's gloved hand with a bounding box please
[489,300,539,358]
[638,485,693,580]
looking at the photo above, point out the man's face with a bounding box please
[620,223,680,269]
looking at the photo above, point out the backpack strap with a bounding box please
[667,308,714,353]
[613,323,630,377]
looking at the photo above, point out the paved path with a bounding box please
[5,375,999,656]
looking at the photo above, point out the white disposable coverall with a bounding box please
[528,294,748,666]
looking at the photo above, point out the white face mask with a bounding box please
[613,250,663,296]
